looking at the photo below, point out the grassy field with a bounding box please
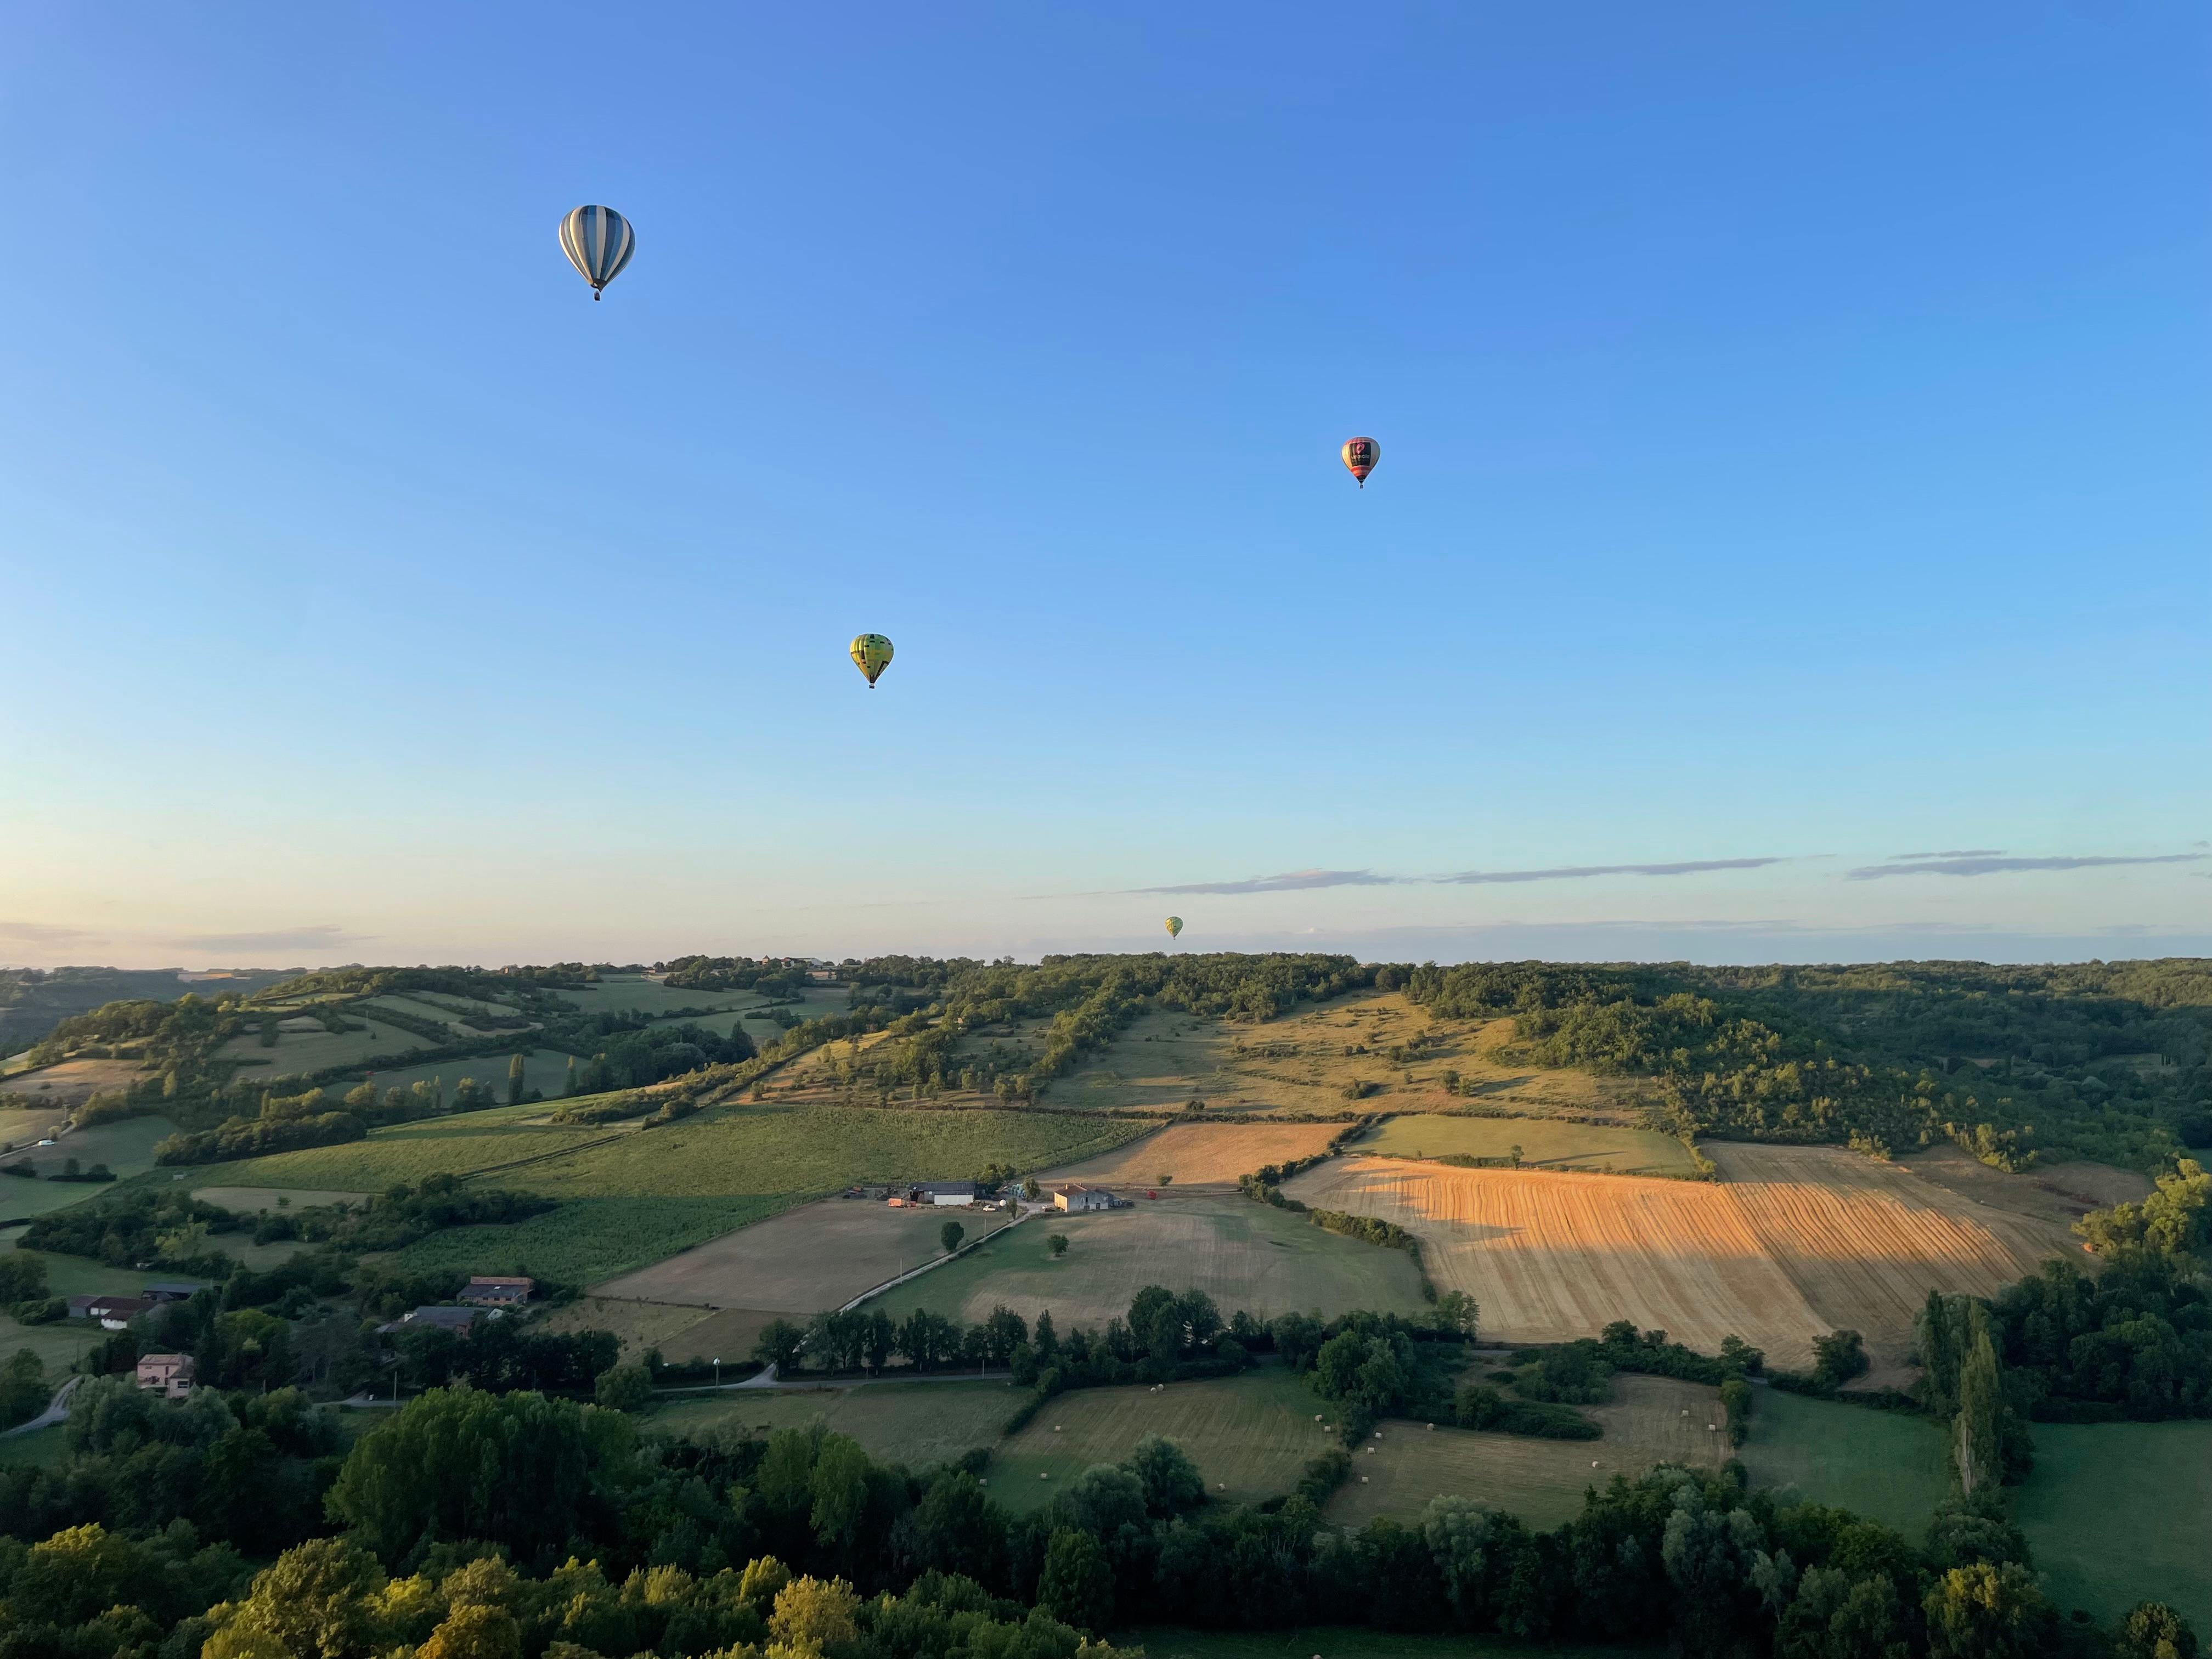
[548,976,777,1019]
[190,1103,1137,1284]
[0,1118,178,1221]
[0,1058,149,1114]
[651,1379,1018,1468]
[599,1198,1013,1307]
[1325,1375,1729,1530]
[343,1048,577,1103]
[0,1426,69,1468]
[1040,1121,1342,1188]
[868,1192,1428,1330]
[536,1295,721,1359]
[1736,1388,1950,1535]
[191,1185,368,1212]
[0,1306,108,1374]
[1134,1628,1655,1659]
[1026,993,1641,1119]
[213,1016,436,1079]
[207,1120,616,1190]
[1351,1115,1698,1177]
[995,1367,1328,1511]
[2012,1423,2212,1632]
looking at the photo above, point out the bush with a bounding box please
[1719,1376,1753,1446]
[593,1362,654,1412]
[1454,1384,1600,1439]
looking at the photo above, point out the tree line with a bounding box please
[3,1372,2195,1659]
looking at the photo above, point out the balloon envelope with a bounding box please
[1341,436,1380,487]
[560,206,636,298]
[1164,917,1183,939]
[850,633,894,687]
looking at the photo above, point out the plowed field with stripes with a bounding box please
[1285,1145,2075,1370]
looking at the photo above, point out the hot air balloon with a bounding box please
[850,633,894,689]
[559,206,636,300]
[1164,917,1183,940]
[1340,436,1380,488]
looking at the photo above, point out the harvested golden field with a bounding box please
[596,1198,1014,1310]
[1706,1143,2076,1366]
[1042,1121,1342,1187]
[1286,1147,2076,1370]
[1326,1376,1729,1528]
[1288,1156,1826,1366]
[1900,1148,2150,1229]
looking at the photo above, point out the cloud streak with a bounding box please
[1433,858,1786,885]
[1135,869,1401,895]
[1847,853,2207,881]
[1132,858,1788,895]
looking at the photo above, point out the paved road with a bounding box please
[1,1373,82,1438]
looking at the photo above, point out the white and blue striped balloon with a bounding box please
[558,205,635,300]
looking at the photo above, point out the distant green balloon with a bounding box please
[1164,916,1183,939]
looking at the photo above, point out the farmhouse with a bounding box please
[1051,1183,1120,1212]
[142,1283,204,1304]
[75,1294,154,1329]
[459,1275,534,1307]
[135,1353,195,1398]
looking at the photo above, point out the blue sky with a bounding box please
[1,3,2205,968]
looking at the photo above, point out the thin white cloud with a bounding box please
[1887,849,2005,860]
[1847,853,2207,881]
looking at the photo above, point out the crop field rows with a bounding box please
[1703,1143,2076,1364]
[1286,1147,2075,1370]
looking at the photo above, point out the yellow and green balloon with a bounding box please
[850,633,894,688]
[1164,916,1183,939]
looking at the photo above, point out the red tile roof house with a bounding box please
[136,1353,195,1398]
[458,1276,534,1308]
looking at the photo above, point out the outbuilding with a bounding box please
[1050,1184,1118,1213]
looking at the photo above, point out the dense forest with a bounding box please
[1401,959,2212,1167]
